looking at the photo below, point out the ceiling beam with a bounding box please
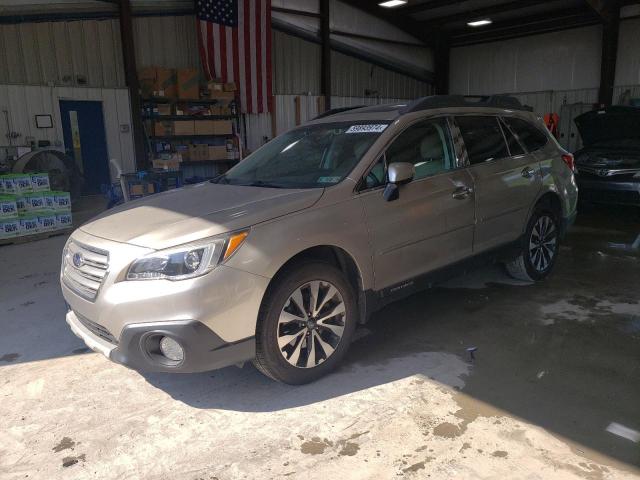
[420,0,540,28]
[584,0,608,19]
[338,0,433,45]
[400,0,466,16]
[271,6,320,18]
[450,7,599,46]
[584,0,622,23]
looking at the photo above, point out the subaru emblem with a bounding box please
[72,252,84,268]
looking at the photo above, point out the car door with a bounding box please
[454,115,542,253]
[358,116,476,292]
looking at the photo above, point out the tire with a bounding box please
[253,262,358,384]
[505,207,560,282]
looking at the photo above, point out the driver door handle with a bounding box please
[452,185,473,200]
[521,166,536,178]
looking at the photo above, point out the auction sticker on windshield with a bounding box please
[345,124,388,134]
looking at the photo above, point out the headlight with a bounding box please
[126,230,248,281]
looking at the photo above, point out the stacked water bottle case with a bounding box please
[0,173,72,241]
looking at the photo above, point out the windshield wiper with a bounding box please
[244,181,286,188]
[209,174,228,184]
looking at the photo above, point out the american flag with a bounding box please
[196,0,272,114]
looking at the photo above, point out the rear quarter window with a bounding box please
[502,117,549,152]
[455,116,509,165]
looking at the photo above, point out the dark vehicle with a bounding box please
[574,106,640,206]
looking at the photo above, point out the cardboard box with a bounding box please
[208,145,228,161]
[139,67,177,98]
[208,82,224,92]
[194,120,216,136]
[129,184,155,197]
[177,69,200,99]
[156,67,177,98]
[188,144,209,161]
[153,158,181,171]
[173,120,195,136]
[175,144,190,161]
[156,104,172,116]
[138,67,157,97]
[209,90,236,102]
[213,120,233,135]
[153,121,173,136]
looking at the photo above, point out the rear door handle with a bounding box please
[521,167,536,178]
[452,186,473,200]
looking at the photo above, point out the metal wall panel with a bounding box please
[273,30,321,95]
[613,84,640,102]
[508,88,599,114]
[331,51,431,99]
[615,18,640,87]
[2,15,430,99]
[0,19,125,88]
[0,84,135,176]
[450,26,603,95]
[243,94,417,150]
[133,15,200,70]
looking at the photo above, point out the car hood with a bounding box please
[575,106,640,147]
[80,182,324,250]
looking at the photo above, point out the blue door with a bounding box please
[60,100,111,194]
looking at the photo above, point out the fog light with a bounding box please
[159,336,184,362]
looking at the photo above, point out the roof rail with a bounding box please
[313,105,366,120]
[400,95,532,114]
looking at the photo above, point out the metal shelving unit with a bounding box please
[142,97,242,181]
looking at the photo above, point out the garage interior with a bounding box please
[1,0,639,479]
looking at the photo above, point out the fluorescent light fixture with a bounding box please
[379,0,407,7]
[467,19,493,27]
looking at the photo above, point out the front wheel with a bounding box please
[505,208,560,282]
[253,262,357,384]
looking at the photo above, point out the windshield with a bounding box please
[216,122,388,188]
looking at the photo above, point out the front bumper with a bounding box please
[576,176,640,206]
[61,229,269,373]
[66,309,255,373]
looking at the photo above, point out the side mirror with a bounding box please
[384,162,415,201]
[388,162,415,185]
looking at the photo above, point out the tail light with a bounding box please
[562,153,575,172]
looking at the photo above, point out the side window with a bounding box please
[455,116,509,165]
[499,118,525,156]
[502,117,549,152]
[364,156,387,189]
[385,117,455,180]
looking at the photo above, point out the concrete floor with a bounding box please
[1,202,639,479]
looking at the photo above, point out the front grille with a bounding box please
[75,311,118,345]
[62,239,109,302]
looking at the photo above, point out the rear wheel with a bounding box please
[253,262,357,384]
[506,207,560,282]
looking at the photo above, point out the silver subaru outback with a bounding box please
[61,96,578,384]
